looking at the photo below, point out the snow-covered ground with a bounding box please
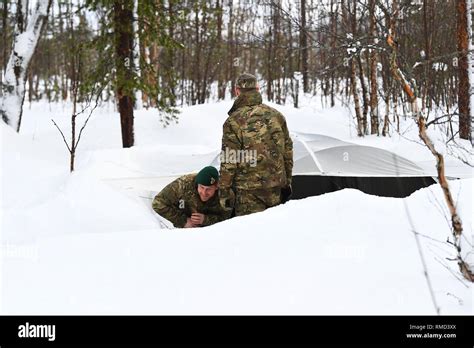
[1,96,472,314]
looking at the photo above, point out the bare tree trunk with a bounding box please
[382,94,390,136]
[422,0,433,110]
[266,4,274,102]
[351,0,368,135]
[2,0,8,74]
[351,65,364,136]
[274,2,282,104]
[0,0,52,131]
[394,92,399,132]
[288,2,299,108]
[342,0,363,136]
[368,0,379,135]
[167,1,176,106]
[27,67,33,103]
[69,8,78,172]
[59,1,67,101]
[227,0,235,98]
[114,0,135,148]
[300,0,309,93]
[180,18,185,106]
[468,0,474,144]
[456,0,471,140]
[357,56,369,134]
[329,0,337,107]
[70,76,77,172]
[216,0,226,100]
[193,7,201,105]
[381,10,391,137]
[199,5,213,104]
[139,24,149,107]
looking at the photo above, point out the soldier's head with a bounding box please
[195,166,219,202]
[235,73,259,96]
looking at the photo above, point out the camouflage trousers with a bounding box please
[234,187,282,216]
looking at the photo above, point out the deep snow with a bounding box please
[1,97,472,314]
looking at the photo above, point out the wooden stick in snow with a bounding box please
[387,13,473,282]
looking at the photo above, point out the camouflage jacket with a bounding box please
[152,174,230,228]
[220,90,293,194]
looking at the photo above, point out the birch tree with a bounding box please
[0,0,52,131]
[133,0,142,110]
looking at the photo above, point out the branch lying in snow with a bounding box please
[387,3,473,283]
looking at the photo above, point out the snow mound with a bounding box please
[2,102,472,315]
[2,178,472,314]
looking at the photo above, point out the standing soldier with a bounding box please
[152,166,230,228]
[219,73,293,216]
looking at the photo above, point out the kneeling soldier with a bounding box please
[152,166,230,228]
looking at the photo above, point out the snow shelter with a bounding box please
[211,131,437,198]
[288,132,436,198]
[104,132,470,201]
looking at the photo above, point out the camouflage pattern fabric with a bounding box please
[234,187,282,216]
[220,89,293,215]
[236,73,258,89]
[152,174,230,228]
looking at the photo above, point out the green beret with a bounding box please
[196,166,219,186]
[236,73,257,89]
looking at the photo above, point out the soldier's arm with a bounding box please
[202,207,233,226]
[281,116,293,186]
[202,213,223,226]
[152,179,188,228]
[277,114,293,186]
[219,119,240,209]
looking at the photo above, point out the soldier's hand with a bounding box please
[219,189,235,210]
[281,185,293,203]
[191,213,205,226]
[184,218,196,228]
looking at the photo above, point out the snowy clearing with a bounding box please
[1,98,473,314]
